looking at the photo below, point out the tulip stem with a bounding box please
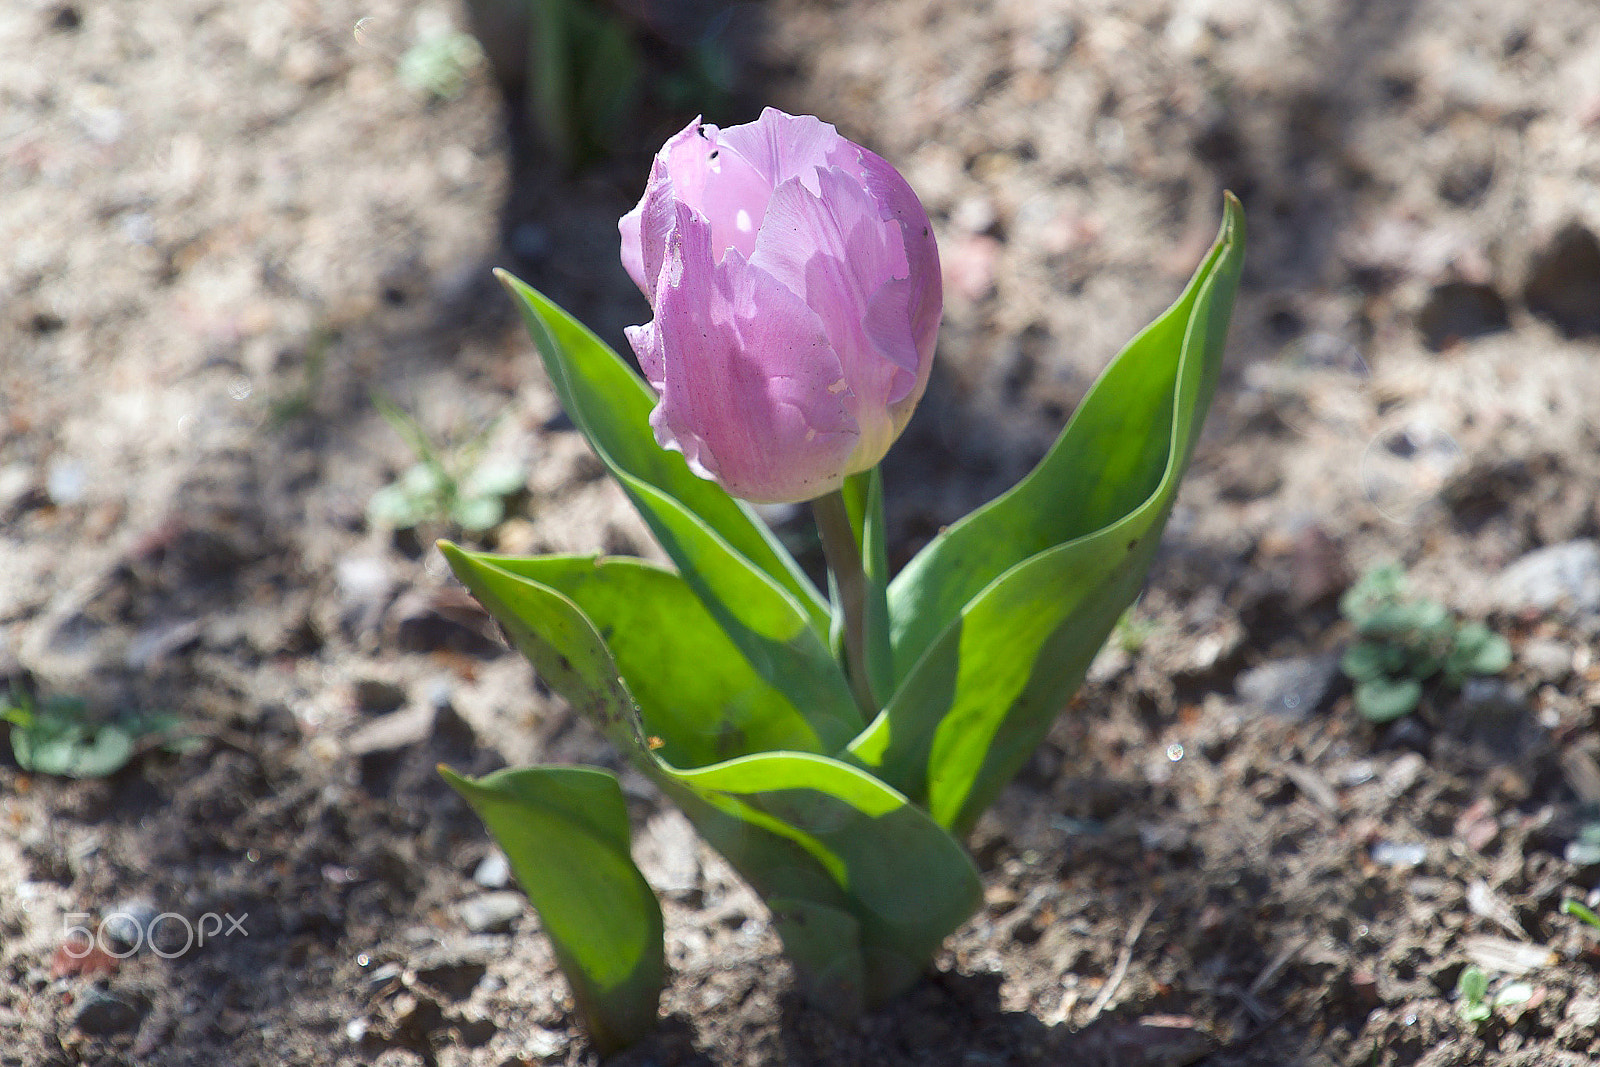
[812,490,877,716]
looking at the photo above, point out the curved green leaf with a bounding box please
[440,765,663,1054]
[854,195,1245,831]
[887,194,1245,681]
[496,272,827,627]
[1355,676,1422,722]
[465,551,828,765]
[613,480,862,750]
[438,543,978,1009]
[668,750,982,1007]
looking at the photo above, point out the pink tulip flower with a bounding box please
[620,109,941,504]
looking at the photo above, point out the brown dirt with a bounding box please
[5,0,1600,1065]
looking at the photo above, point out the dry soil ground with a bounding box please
[5,0,1600,1065]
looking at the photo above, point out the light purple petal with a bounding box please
[619,165,653,298]
[647,206,859,503]
[750,166,920,430]
[855,146,942,386]
[718,108,849,198]
[623,321,664,387]
[639,117,773,268]
[638,155,685,303]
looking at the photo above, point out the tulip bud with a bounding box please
[620,109,941,504]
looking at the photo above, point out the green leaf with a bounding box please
[1340,563,1404,624]
[616,481,863,749]
[495,274,862,745]
[437,544,978,1010]
[1341,641,1390,683]
[1459,625,1511,677]
[1354,676,1422,723]
[1561,898,1600,930]
[5,694,140,779]
[437,543,651,759]
[461,551,829,765]
[13,719,135,778]
[887,196,1243,682]
[764,896,866,1016]
[494,272,827,627]
[855,194,1244,831]
[667,751,982,1008]
[452,494,505,533]
[572,0,639,139]
[1456,965,1491,1023]
[440,765,663,1053]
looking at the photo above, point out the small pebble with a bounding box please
[456,892,523,934]
[1494,540,1600,616]
[1372,841,1427,868]
[71,988,145,1035]
[101,900,158,953]
[365,962,403,991]
[352,678,407,714]
[472,850,512,890]
[1520,638,1573,682]
[1381,751,1427,797]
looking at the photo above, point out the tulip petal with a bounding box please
[635,155,683,302]
[642,207,859,504]
[623,321,664,386]
[634,118,774,272]
[752,167,920,426]
[619,198,648,297]
[718,108,851,198]
[855,147,942,381]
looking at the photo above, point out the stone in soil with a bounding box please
[410,939,493,1000]
[336,555,397,638]
[1494,540,1600,616]
[1448,677,1537,756]
[70,987,146,1036]
[391,588,502,657]
[353,677,407,714]
[1520,638,1574,682]
[100,900,158,954]
[1416,280,1509,350]
[1235,654,1341,719]
[472,848,512,889]
[1523,223,1600,338]
[455,892,524,934]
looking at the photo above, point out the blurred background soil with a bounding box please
[4,0,1600,1064]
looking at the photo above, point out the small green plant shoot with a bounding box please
[1338,563,1511,723]
[4,689,187,779]
[367,396,526,535]
[1561,898,1600,929]
[1455,964,1534,1025]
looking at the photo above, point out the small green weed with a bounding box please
[1113,604,1159,654]
[3,689,190,779]
[267,325,333,426]
[1454,964,1534,1025]
[1338,564,1511,723]
[1562,898,1600,929]
[399,28,484,101]
[367,395,526,535]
